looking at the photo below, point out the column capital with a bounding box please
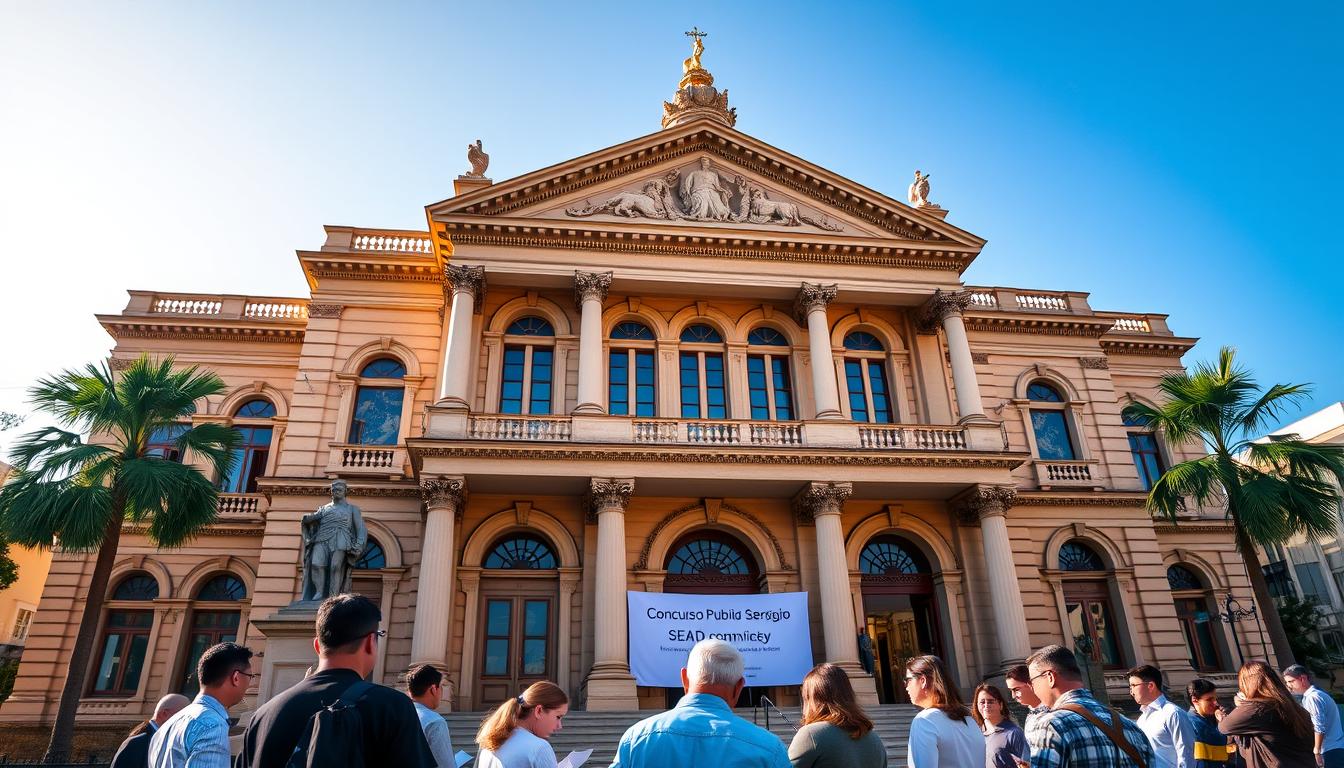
[916,289,972,334]
[586,477,634,521]
[792,481,853,525]
[953,484,1016,523]
[793,282,838,323]
[420,476,467,516]
[444,264,486,312]
[574,270,613,310]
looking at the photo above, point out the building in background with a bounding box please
[0,461,54,664]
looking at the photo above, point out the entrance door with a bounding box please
[858,535,942,705]
[477,594,553,707]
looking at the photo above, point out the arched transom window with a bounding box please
[843,332,893,424]
[859,536,931,575]
[1028,381,1077,460]
[484,534,558,570]
[746,327,794,421]
[609,321,656,417]
[355,538,387,570]
[1124,412,1166,490]
[1058,539,1121,669]
[222,398,275,493]
[94,573,159,696]
[1058,540,1106,571]
[501,317,555,415]
[348,358,406,445]
[679,324,727,419]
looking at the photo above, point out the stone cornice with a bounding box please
[1100,337,1197,357]
[121,524,263,537]
[962,313,1117,338]
[299,251,441,284]
[259,479,421,499]
[99,320,305,344]
[1153,521,1236,534]
[1012,492,1149,507]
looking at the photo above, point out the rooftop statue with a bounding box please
[908,170,940,209]
[683,27,706,75]
[300,480,368,602]
[465,139,490,178]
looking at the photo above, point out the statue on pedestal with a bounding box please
[300,480,368,602]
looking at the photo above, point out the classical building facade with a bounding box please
[1,45,1272,723]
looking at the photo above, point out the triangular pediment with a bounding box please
[427,119,986,249]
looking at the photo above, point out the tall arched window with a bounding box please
[1028,381,1077,460]
[859,536,931,576]
[352,537,388,610]
[348,358,406,445]
[1058,540,1121,668]
[843,331,893,423]
[664,531,759,594]
[484,534,558,570]
[1124,412,1166,490]
[180,574,246,695]
[221,398,275,493]
[92,573,159,696]
[501,317,556,415]
[609,321,656,417]
[679,324,727,419]
[746,327,794,421]
[1168,564,1222,671]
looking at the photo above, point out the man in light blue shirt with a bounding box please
[149,642,255,768]
[1128,664,1195,768]
[1285,664,1344,767]
[612,638,789,768]
[407,663,454,768]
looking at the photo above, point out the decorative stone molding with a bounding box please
[108,357,133,371]
[970,352,990,364]
[633,500,793,571]
[307,303,344,318]
[916,290,972,334]
[1013,493,1147,507]
[411,443,1025,469]
[443,264,486,312]
[261,482,422,498]
[585,478,634,522]
[953,485,1017,524]
[420,476,466,515]
[1079,356,1109,369]
[574,270,613,310]
[962,316,1115,338]
[792,481,853,525]
[793,282,838,323]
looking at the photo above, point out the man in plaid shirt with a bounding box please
[1026,644,1154,768]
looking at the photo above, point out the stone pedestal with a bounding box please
[250,603,320,707]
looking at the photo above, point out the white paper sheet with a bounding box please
[557,748,594,768]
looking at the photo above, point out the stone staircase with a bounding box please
[445,704,917,766]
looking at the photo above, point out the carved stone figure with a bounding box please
[300,480,368,602]
[748,188,803,226]
[908,170,938,208]
[683,27,706,74]
[679,157,734,221]
[466,139,490,178]
[566,181,669,219]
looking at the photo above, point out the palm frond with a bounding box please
[176,423,239,480]
[147,466,221,547]
[1239,383,1313,436]
[1145,455,1221,519]
[0,478,114,550]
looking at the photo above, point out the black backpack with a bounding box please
[287,679,373,768]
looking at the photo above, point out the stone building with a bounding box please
[0,44,1270,724]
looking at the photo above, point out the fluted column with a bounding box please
[920,290,986,423]
[584,477,638,709]
[956,486,1030,667]
[411,477,466,693]
[796,482,859,664]
[795,283,843,420]
[573,270,612,415]
[438,265,486,408]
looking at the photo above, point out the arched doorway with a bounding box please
[662,530,762,706]
[1058,540,1122,669]
[859,535,941,704]
[179,573,246,696]
[1168,564,1224,671]
[475,532,559,708]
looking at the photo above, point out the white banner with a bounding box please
[627,591,813,687]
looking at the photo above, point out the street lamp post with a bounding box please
[1219,594,1259,666]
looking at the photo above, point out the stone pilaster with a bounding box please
[438,265,486,408]
[954,485,1030,668]
[794,283,843,420]
[573,270,612,415]
[583,477,638,709]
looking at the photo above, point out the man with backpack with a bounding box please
[1025,644,1154,768]
[236,594,435,768]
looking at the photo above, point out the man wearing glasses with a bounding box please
[149,642,256,768]
[1023,644,1153,768]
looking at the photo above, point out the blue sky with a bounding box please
[1,2,1340,453]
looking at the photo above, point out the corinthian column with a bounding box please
[411,477,465,697]
[438,265,486,408]
[584,477,638,709]
[796,482,860,666]
[795,283,843,420]
[920,290,986,423]
[573,270,612,415]
[956,485,1030,667]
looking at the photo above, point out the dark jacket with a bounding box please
[1218,699,1314,768]
[109,722,154,768]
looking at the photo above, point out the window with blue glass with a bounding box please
[1028,380,1077,460]
[746,327,793,421]
[1123,413,1165,490]
[484,534,558,569]
[354,537,387,570]
[348,358,406,445]
[859,536,930,575]
[843,332,893,423]
[609,322,656,417]
[222,399,274,493]
[146,424,189,463]
[679,324,727,419]
[500,317,555,415]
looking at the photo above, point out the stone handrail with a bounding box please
[633,419,805,447]
[325,443,408,478]
[351,230,434,254]
[469,415,573,441]
[217,492,265,516]
[858,425,968,450]
[1034,460,1099,489]
[141,293,309,321]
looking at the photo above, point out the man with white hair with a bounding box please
[110,694,190,768]
[611,638,789,767]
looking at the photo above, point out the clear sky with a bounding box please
[1,2,1340,455]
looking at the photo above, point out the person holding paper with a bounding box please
[612,638,790,768]
[475,681,569,768]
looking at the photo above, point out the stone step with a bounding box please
[443,704,917,765]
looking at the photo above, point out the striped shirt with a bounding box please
[148,693,232,768]
[1029,689,1154,768]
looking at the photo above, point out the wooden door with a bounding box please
[476,592,554,708]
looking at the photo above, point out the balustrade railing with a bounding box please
[351,231,434,253]
[153,298,222,315]
[1035,460,1099,488]
[340,445,397,468]
[144,293,308,322]
[469,415,573,441]
[244,301,308,319]
[216,493,264,516]
[859,425,968,450]
[1013,292,1069,311]
[1110,316,1152,333]
[967,291,998,308]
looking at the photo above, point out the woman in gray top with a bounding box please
[971,683,1028,768]
[788,663,888,768]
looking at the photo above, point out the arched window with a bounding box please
[180,574,247,696]
[679,324,727,419]
[484,534,557,569]
[1058,541,1106,571]
[348,358,406,445]
[501,317,556,415]
[746,327,793,421]
[1058,540,1121,668]
[663,532,759,594]
[93,573,158,696]
[146,424,189,463]
[351,537,389,613]
[1168,564,1223,671]
[1028,380,1077,460]
[859,536,931,575]
[221,399,274,493]
[609,321,656,417]
[1124,412,1166,490]
[355,538,387,570]
[843,332,893,424]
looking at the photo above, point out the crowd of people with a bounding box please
[116,593,1344,768]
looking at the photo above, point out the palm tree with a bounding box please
[0,356,236,761]
[1123,347,1344,668]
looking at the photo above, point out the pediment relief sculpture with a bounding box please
[564,157,843,232]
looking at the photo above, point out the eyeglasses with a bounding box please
[235,670,259,680]
[903,674,921,683]
[1029,670,1053,684]
[370,629,387,639]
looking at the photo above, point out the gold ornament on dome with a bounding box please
[680,26,713,89]
[662,27,737,129]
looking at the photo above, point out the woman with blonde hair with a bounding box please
[1217,660,1313,768]
[904,655,985,768]
[475,681,569,768]
[788,663,887,767]
[971,683,1028,768]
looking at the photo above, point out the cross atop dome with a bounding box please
[662,27,736,129]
